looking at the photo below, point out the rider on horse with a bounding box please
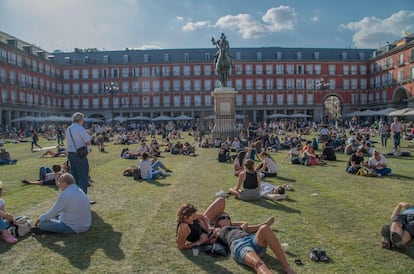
[211,33,232,87]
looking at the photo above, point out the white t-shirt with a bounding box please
[368,154,387,170]
[139,159,152,180]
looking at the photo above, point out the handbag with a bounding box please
[203,242,228,257]
[69,127,88,158]
[10,215,32,237]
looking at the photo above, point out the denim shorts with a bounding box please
[230,234,266,264]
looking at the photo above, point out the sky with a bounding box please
[0,0,413,53]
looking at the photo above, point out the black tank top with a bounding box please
[243,171,258,189]
[176,220,206,243]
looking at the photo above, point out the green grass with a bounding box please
[0,134,413,274]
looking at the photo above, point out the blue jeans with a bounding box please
[68,153,89,194]
[374,167,392,176]
[393,132,401,150]
[381,134,388,147]
[0,218,11,231]
[230,234,266,264]
[147,160,167,180]
[39,166,52,181]
[39,216,75,234]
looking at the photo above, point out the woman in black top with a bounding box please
[229,159,261,201]
[216,213,295,274]
[176,198,225,250]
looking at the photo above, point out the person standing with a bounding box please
[35,173,91,234]
[390,117,404,151]
[30,129,42,152]
[66,112,91,195]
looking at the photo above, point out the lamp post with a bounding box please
[316,77,330,91]
[104,81,119,126]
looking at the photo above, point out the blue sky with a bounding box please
[0,0,413,52]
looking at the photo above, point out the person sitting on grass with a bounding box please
[346,148,365,174]
[215,213,295,274]
[33,173,91,234]
[229,159,261,201]
[0,182,18,244]
[320,142,337,161]
[281,144,302,165]
[381,202,414,249]
[39,145,67,158]
[176,197,225,250]
[233,150,247,177]
[182,142,196,156]
[0,147,17,165]
[218,143,231,163]
[368,149,392,177]
[255,151,278,177]
[21,164,65,186]
[139,152,172,181]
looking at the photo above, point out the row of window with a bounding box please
[375,49,414,72]
[1,88,388,108]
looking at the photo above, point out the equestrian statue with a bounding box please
[211,33,232,87]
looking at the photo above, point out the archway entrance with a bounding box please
[392,88,408,108]
[323,95,342,124]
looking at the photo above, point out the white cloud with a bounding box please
[176,16,184,21]
[340,10,414,48]
[215,14,267,39]
[182,21,210,31]
[262,6,297,32]
[310,16,319,22]
[129,44,162,50]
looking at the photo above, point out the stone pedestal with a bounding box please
[211,87,239,141]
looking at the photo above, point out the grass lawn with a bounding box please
[0,133,413,274]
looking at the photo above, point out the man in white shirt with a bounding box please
[390,117,404,151]
[35,173,91,234]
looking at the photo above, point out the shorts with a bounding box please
[239,188,261,201]
[391,214,414,236]
[230,234,266,264]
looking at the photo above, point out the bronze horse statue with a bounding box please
[212,34,232,87]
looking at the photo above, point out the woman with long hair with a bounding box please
[229,159,261,201]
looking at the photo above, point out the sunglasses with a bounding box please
[218,215,231,221]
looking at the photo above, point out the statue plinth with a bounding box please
[211,88,239,141]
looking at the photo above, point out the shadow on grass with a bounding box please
[33,211,124,270]
[250,199,301,214]
[388,174,414,181]
[275,176,297,183]
[181,250,234,274]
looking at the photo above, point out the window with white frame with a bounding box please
[398,69,403,82]
[184,95,191,106]
[162,66,170,76]
[256,94,263,105]
[174,96,181,106]
[163,96,170,107]
[142,96,149,107]
[173,66,180,76]
[236,79,242,90]
[315,65,321,75]
[266,65,273,74]
[351,65,357,75]
[163,80,170,92]
[204,80,211,91]
[266,94,273,105]
[266,79,273,90]
[361,93,367,104]
[122,81,129,92]
[246,65,252,75]
[63,70,70,80]
[235,64,242,75]
[255,65,263,75]
[194,80,201,91]
[343,79,349,89]
[142,81,150,92]
[306,64,313,74]
[276,64,284,75]
[256,79,263,90]
[381,74,387,86]
[360,65,367,75]
[297,94,304,105]
[73,69,79,79]
[194,95,201,106]
[183,66,191,76]
[286,79,294,89]
[63,84,70,94]
[276,52,282,60]
[73,83,79,94]
[63,98,70,109]
[246,94,253,105]
[153,96,160,107]
[194,65,201,76]
[276,79,284,89]
[205,95,211,106]
[246,79,253,90]
[82,83,89,94]
[306,79,315,90]
[286,65,294,75]
[411,66,414,79]
[388,57,393,68]
[184,80,191,91]
[93,83,99,93]
[82,69,89,79]
[173,80,180,91]
[153,81,160,92]
[277,94,284,105]
[142,67,149,77]
[382,90,387,102]
[329,79,336,89]
[398,53,404,65]
[287,94,294,105]
[92,69,99,79]
[132,81,139,92]
[351,79,358,89]
[306,94,314,105]
[151,67,159,77]
[328,65,336,75]
[388,72,393,84]
[343,65,349,75]
[200,66,210,77]
[296,64,304,74]
[296,79,304,89]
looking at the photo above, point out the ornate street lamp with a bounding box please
[104,81,119,125]
[316,77,330,91]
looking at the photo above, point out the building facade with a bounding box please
[1,30,414,130]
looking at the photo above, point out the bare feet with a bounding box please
[265,216,275,226]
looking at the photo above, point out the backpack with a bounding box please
[132,167,142,180]
[10,215,33,237]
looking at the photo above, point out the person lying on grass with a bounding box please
[215,213,296,274]
[176,198,225,250]
[381,202,414,249]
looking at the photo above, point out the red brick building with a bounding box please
[1,30,413,129]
